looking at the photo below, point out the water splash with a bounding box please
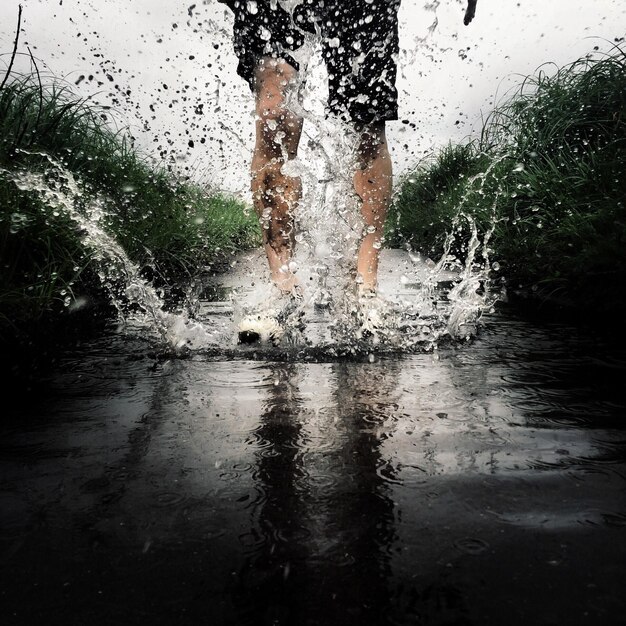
[2,146,503,357]
[268,150,506,355]
[1,1,504,358]
[417,156,507,341]
[1,151,213,351]
[211,1,505,356]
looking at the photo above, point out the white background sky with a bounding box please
[1,0,624,199]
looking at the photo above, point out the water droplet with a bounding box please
[314,243,331,258]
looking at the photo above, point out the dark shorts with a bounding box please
[219,0,400,125]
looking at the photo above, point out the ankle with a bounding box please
[273,273,300,295]
[356,282,377,299]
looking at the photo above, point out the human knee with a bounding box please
[254,59,302,159]
[255,58,297,117]
[256,106,294,145]
[255,97,301,159]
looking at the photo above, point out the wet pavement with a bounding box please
[1,303,625,625]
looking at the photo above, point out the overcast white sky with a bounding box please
[1,0,624,198]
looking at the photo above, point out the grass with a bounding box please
[0,67,260,346]
[388,47,626,313]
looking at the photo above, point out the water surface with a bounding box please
[1,305,625,625]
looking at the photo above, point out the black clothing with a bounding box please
[218,0,400,124]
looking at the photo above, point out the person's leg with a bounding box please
[353,122,392,295]
[318,0,399,296]
[251,57,304,295]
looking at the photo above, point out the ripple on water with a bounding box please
[453,537,490,555]
[214,462,257,487]
[376,461,403,485]
[155,491,187,507]
[274,525,313,543]
[232,462,254,473]
[566,465,625,483]
[205,365,277,389]
[238,530,265,549]
[361,407,400,424]
[495,508,619,529]
[602,512,626,527]
[218,470,243,481]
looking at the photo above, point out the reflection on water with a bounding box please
[1,309,625,624]
[236,361,399,624]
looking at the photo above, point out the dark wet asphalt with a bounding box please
[1,308,625,626]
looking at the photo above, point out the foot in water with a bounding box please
[355,288,386,338]
[237,285,304,345]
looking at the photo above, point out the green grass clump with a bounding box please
[0,70,260,343]
[390,47,626,311]
[385,142,489,257]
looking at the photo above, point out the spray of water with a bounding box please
[3,143,504,357]
[2,140,504,357]
[231,11,507,356]
[1,151,213,351]
[2,3,506,357]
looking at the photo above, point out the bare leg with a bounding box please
[353,122,393,294]
[251,58,304,294]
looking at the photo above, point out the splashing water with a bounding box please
[1,152,213,351]
[416,156,507,343]
[3,145,502,358]
[212,11,506,357]
[1,2,506,358]
[205,145,505,357]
